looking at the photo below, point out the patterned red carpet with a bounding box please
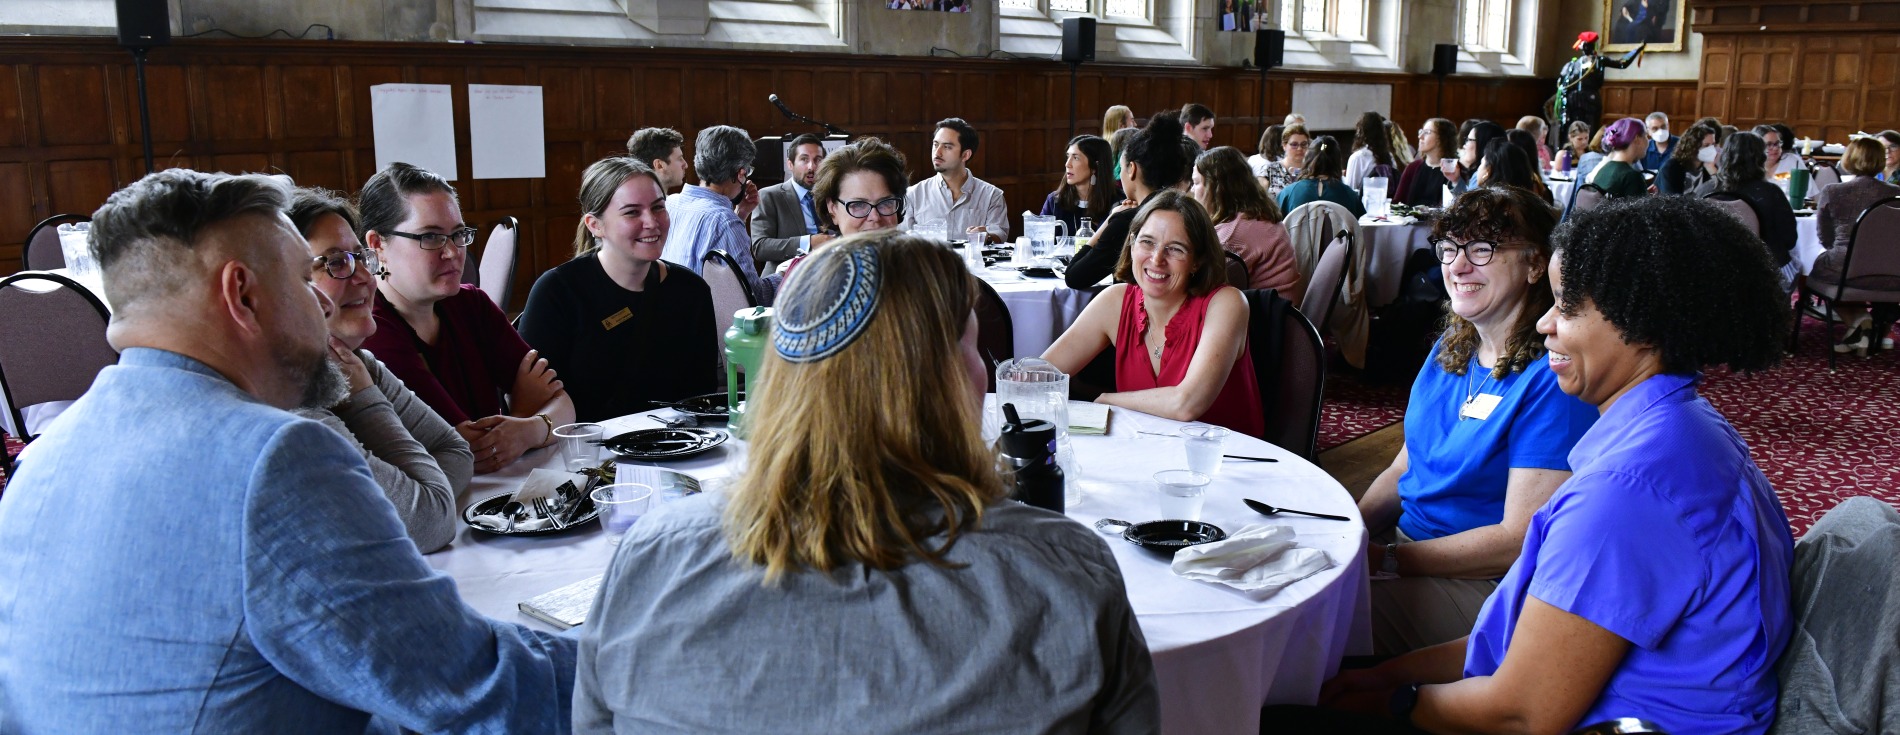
[1317,317,1900,537]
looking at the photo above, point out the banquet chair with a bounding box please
[972,278,1013,392]
[1704,192,1762,238]
[1567,184,1609,220]
[702,250,758,352]
[21,213,89,272]
[1242,288,1324,460]
[476,216,518,311]
[1284,200,1356,282]
[1793,195,1900,368]
[1810,163,1842,191]
[0,272,116,440]
[1223,251,1250,289]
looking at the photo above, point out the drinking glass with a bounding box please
[591,483,653,546]
[1153,470,1211,521]
[554,423,604,472]
[1179,424,1228,476]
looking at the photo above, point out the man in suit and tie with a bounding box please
[750,133,832,270]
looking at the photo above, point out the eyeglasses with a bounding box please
[1764,141,1783,150]
[1284,140,1311,149]
[386,227,479,250]
[840,196,903,219]
[1429,236,1504,266]
[312,249,378,280]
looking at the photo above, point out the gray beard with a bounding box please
[299,355,351,410]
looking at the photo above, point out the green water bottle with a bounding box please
[724,306,771,438]
[1788,168,1810,210]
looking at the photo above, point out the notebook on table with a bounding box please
[518,575,602,630]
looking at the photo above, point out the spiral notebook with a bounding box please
[1069,404,1111,436]
[518,575,602,630]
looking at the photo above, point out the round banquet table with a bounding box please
[978,269,1094,359]
[1356,218,1436,308]
[428,402,1371,735]
[1795,213,1824,274]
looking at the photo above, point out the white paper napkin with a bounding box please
[1171,524,1332,598]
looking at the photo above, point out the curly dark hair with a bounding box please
[1352,111,1393,167]
[1432,185,1559,378]
[1124,112,1191,193]
[1712,131,1767,193]
[1551,196,1789,374]
[1670,120,1720,171]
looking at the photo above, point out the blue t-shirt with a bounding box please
[1463,374,1794,734]
[1396,347,1596,542]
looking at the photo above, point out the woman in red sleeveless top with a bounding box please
[1043,190,1265,437]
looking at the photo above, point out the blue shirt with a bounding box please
[0,348,576,733]
[663,184,779,305]
[1464,373,1794,734]
[1397,348,1596,542]
[1642,135,1678,171]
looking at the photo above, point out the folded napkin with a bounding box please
[1068,403,1110,435]
[1358,214,1417,227]
[1172,524,1332,599]
[512,468,586,505]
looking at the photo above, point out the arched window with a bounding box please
[1277,0,1366,40]
[1461,0,1511,51]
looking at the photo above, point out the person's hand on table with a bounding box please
[459,415,548,473]
[965,225,993,244]
[329,337,373,395]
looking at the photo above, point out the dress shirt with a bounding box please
[902,172,1010,243]
[664,184,779,305]
[793,179,818,241]
[1642,135,1678,171]
[0,348,576,732]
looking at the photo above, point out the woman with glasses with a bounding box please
[1878,130,1900,182]
[1043,190,1265,437]
[358,162,575,474]
[1351,187,1596,656]
[517,158,718,422]
[287,187,470,553]
[1396,118,1458,207]
[777,137,909,280]
[1256,123,1310,198]
[1753,123,1801,177]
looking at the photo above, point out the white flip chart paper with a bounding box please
[469,84,546,180]
[370,84,458,180]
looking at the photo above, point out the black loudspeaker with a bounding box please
[116,0,170,49]
[1255,29,1285,70]
[1431,43,1458,76]
[1062,17,1096,64]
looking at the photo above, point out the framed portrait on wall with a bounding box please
[1603,0,1685,52]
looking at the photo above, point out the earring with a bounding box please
[375,265,391,280]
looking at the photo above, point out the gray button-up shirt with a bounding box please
[903,172,1011,243]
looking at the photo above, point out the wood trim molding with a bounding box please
[1690,0,1900,34]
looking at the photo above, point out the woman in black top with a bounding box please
[1039,135,1117,233]
[1657,121,1719,195]
[519,157,718,422]
[1692,132,1798,283]
[1066,114,1192,290]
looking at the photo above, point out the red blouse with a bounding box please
[360,285,532,426]
[1113,285,1266,438]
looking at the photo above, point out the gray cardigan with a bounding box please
[297,351,472,553]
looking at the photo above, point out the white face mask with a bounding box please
[1650,128,1670,143]
[1698,145,1719,164]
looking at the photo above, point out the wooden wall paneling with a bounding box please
[46,159,115,216]
[1864,36,1900,131]
[0,161,31,261]
[37,65,111,147]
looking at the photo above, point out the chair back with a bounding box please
[1704,192,1762,237]
[1569,184,1609,217]
[702,250,759,350]
[973,278,1014,391]
[0,272,115,438]
[477,216,518,311]
[1223,250,1250,289]
[1811,163,1842,190]
[1283,200,1356,281]
[1832,195,1900,301]
[1300,228,1353,334]
[22,214,89,271]
[1243,288,1324,460]
[462,250,480,287]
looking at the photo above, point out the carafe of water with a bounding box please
[1021,213,1068,261]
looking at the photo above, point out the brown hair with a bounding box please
[1195,146,1281,225]
[1299,135,1346,181]
[1842,137,1885,176]
[1432,186,1559,378]
[1113,189,1228,297]
[723,231,1000,583]
[573,157,665,257]
[810,137,909,232]
[1422,118,1458,160]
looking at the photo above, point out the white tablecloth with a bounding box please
[1357,220,1435,308]
[980,270,1094,359]
[1546,174,1575,205]
[430,403,1370,735]
[1795,214,1824,274]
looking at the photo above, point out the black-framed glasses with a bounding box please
[1429,236,1502,266]
[840,196,903,219]
[312,249,378,280]
[386,227,478,250]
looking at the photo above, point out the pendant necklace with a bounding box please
[1461,359,1495,420]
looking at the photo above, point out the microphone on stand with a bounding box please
[767,94,851,137]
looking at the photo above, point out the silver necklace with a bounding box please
[1461,358,1495,420]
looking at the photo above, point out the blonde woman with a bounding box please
[1102,104,1135,139]
[574,232,1159,733]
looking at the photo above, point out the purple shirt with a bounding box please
[1463,373,1793,734]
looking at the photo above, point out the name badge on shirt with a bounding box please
[1461,393,1503,421]
[601,307,633,331]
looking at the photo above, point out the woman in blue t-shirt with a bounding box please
[1269,195,1793,735]
[1355,186,1597,657]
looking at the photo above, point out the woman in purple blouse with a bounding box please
[1267,196,1794,734]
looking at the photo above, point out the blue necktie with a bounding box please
[800,191,819,235]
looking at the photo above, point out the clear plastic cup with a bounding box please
[1154,470,1211,521]
[591,483,653,546]
[1179,424,1228,476]
[554,423,605,472]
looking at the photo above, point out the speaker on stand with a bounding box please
[1431,43,1458,120]
[1253,30,1284,142]
[116,0,170,175]
[1062,17,1096,140]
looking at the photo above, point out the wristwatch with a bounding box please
[1382,543,1400,576]
[1389,682,1421,724]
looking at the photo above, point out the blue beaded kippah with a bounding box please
[773,245,883,363]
